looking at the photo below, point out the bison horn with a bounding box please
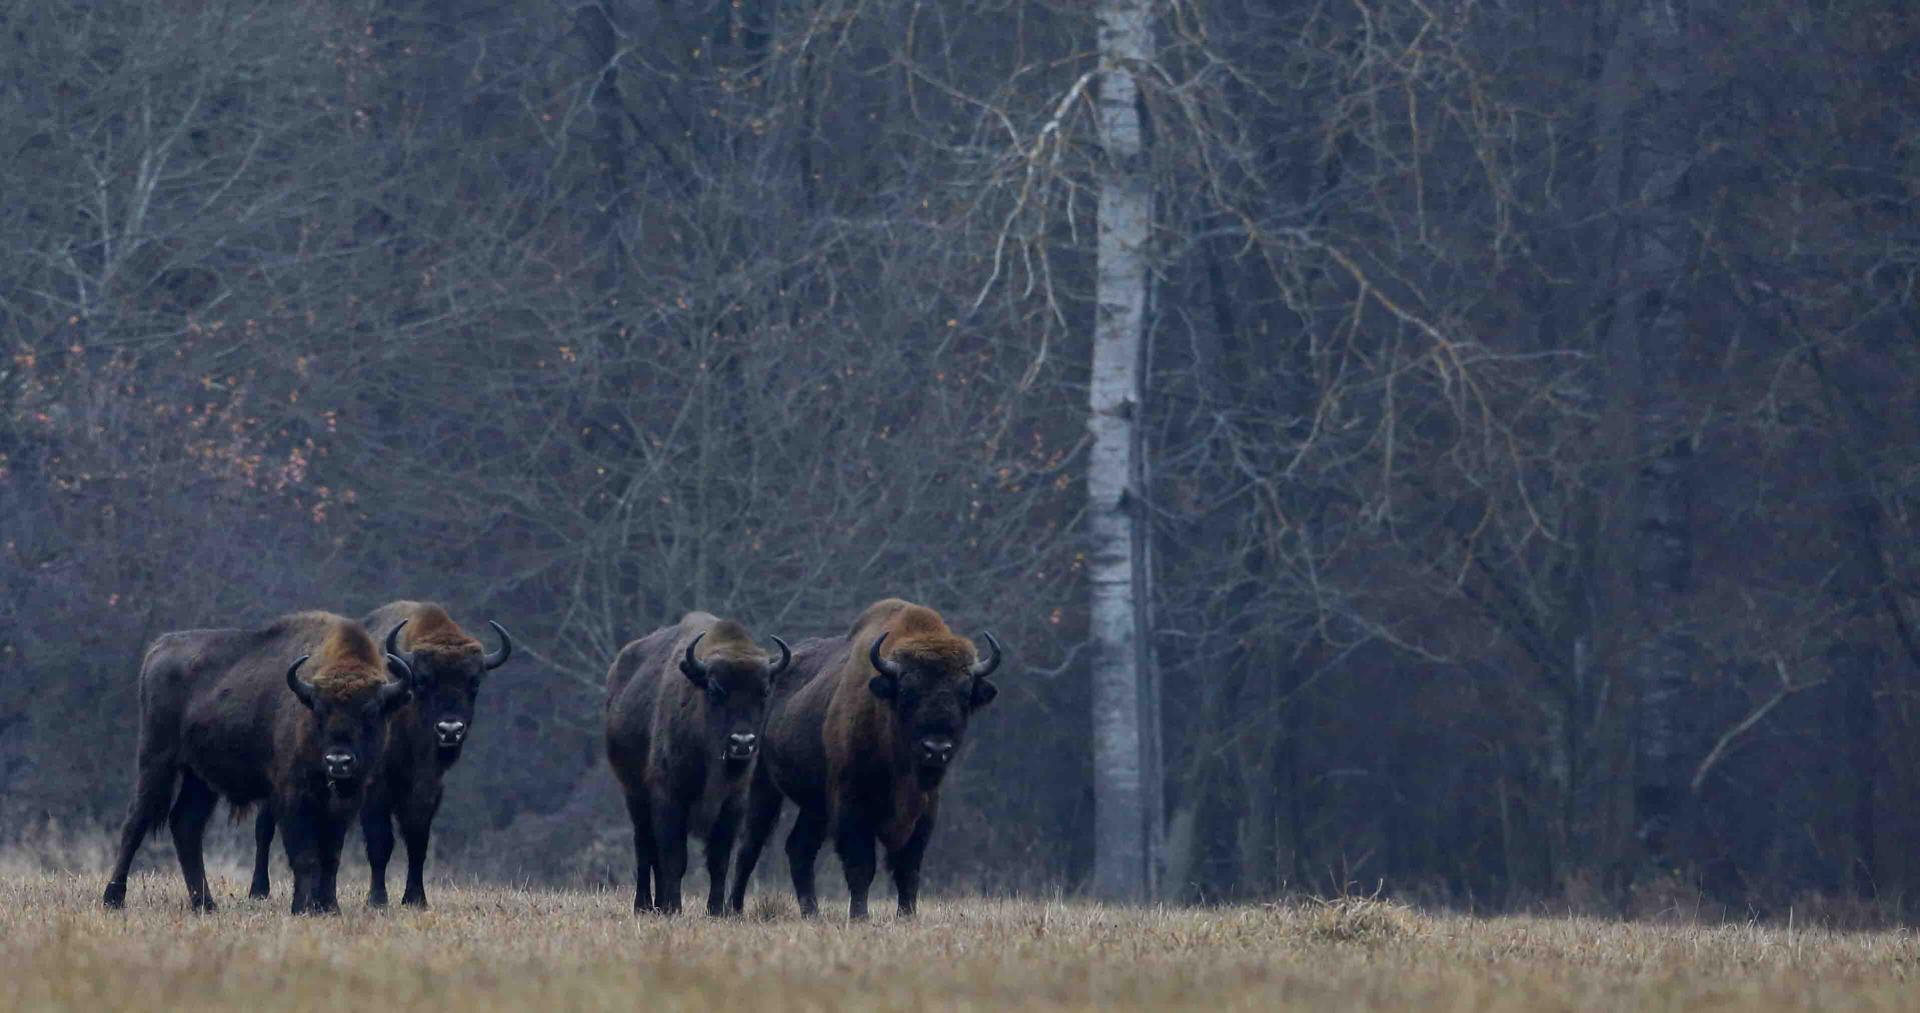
[767,636,792,679]
[680,632,709,686]
[483,620,513,670]
[379,654,414,712]
[869,632,905,680]
[385,619,409,659]
[969,631,1002,679]
[286,655,317,709]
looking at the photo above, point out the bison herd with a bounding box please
[101,597,1002,919]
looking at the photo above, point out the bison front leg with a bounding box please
[650,797,690,915]
[281,808,323,916]
[888,809,937,918]
[728,766,783,914]
[623,790,656,912]
[361,796,396,907]
[397,797,438,908]
[834,812,878,922]
[249,808,276,899]
[704,803,740,917]
[315,815,349,914]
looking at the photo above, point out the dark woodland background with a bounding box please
[5,0,1920,916]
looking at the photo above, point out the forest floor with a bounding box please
[4,868,1919,1011]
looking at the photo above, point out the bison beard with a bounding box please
[605,613,792,914]
[101,612,413,914]
[728,599,1001,920]
[247,601,513,909]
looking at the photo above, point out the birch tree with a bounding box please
[1088,0,1158,904]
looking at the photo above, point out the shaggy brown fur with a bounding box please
[102,612,412,915]
[298,614,391,701]
[731,598,1002,920]
[606,612,789,915]
[394,602,485,658]
[249,600,512,909]
[850,598,980,671]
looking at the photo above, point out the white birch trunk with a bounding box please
[1088,0,1155,904]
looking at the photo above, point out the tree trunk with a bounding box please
[1596,0,1695,871]
[1088,0,1156,904]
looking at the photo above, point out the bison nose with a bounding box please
[435,720,467,745]
[323,751,356,779]
[918,736,955,767]
[726,732,758,758]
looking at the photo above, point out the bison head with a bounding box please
[867,630,1001,786]
[679,631,791,770]
[285,651,414,793]
[386,618,513,758]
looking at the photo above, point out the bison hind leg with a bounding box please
[168,772,220,912]
[103,760,180,908]
[784,809,828,919]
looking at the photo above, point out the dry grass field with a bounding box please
[5,867,1920,1011]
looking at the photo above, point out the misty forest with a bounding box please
[6,0,1920,918]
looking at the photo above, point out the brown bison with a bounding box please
[101,612,414,914]
[247,601,512,907]
[605,612,791,914]
[728,599,1000,919]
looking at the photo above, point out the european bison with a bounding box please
[605,612,791,914]
[729,599,1000,920]
[102,612,414,914]
[248,601,512,907]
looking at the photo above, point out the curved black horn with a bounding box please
[385,619,409,659]
[379,654,415,711]
[869,632,904,679]
[767,636,792,678]
[681,632,709,680]
[969,631,1002,679]
[483,620,513,670]
[285,655,317,708]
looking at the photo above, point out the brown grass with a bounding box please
[4,869,1919,1011]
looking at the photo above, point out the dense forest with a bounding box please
[5,0,1920,916]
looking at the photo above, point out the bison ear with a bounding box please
[970,678,998,710]
[868,674,897,701]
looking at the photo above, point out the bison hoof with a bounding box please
[102,883,127,909]
[248,884,270,900]
[191,895,218,914]
[400,894,427,909]
[367,892,388,907]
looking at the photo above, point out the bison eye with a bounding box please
[707,683,728,705]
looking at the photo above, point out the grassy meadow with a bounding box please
[3,865,1919,1012]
